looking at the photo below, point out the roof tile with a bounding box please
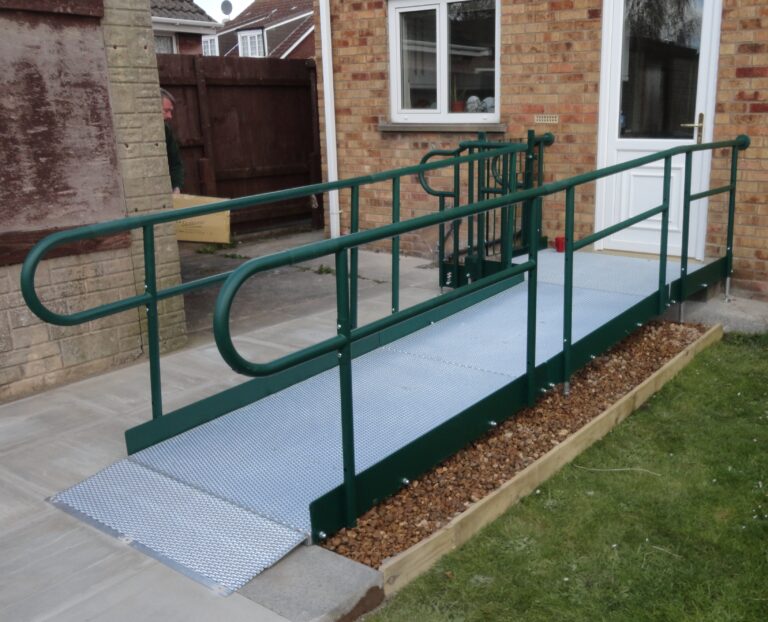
[150,0,217,23]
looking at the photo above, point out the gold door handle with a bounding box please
[681,112,704,144]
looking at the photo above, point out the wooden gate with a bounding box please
[158,55,323,233]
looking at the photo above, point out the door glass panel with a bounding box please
[619,0,703,139]
[400,10,437,110]
[448,0,496,113]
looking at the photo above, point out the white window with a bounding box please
[239,30,266,57]
[388,0,499,124]
[154,33,176,54]
[202,35,219,56]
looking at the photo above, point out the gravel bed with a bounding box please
[322,321,706,568]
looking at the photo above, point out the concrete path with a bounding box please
[1,229,765,621]
[682,289,768,333]
[0,232,438,622]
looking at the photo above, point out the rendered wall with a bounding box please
[0,0,187,402]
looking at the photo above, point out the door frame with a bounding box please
[595,0,723,259]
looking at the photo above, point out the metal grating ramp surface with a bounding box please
[50,460,306,593]
[50,250,708,592]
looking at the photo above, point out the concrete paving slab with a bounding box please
[0,469,41,527]
[0,391,99,454]
[0,510,140,619]
[0,418,129,496]
[239,546,383,622]
[0,509,290,622]
[49,580,291,622]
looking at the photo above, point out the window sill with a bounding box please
[378,122,507,134]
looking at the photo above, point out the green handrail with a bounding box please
[21,141,535,425]
[559,135,749,392]
[21,143,528,327]
[20,132,749,532]
[212,137,748,384]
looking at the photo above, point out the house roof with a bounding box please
[218,0,313,33]
[267,13,314,58]
[150,0,217,24]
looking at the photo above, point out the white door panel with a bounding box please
[609,151,685,254]
[596,0,722,259]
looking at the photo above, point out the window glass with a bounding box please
[619,0,703,138]
[154,34,174,54]
[448,0,495,113]
[400,10,437,109]
[202,36,218,56]
[389,0,498,123]
[240,31,265,57]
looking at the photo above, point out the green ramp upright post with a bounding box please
[391,177,400,314]
[658,156,671,315]
[679,152,693,322]
[350,185,360,329]
[476,134,487,276]
[500,150,513,266]
[562,186,575,395]
[526,197,540,406]
[335,248,357,528]
[142,224,163,420]
[725,143,741,298]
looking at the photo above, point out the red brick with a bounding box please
[737,43,766,54]
[736,67,768,78]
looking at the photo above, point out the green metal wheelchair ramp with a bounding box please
[25,133,747,592]
[50,250,709,592]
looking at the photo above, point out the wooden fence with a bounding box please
[158,55,323,233]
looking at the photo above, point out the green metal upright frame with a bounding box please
[420,131,553,290]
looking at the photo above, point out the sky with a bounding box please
[194,0,251,24]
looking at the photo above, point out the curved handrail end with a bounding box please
[736,134,750,151]
[541,132,555,147]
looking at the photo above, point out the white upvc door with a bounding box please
[596,0,722,259]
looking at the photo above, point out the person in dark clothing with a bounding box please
[161,88,184,194]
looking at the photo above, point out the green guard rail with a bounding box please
[21,138,536,423]
[21,133,749,538]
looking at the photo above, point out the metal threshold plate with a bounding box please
[51,460,306,594]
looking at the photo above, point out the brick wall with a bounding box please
[314,0,766,293]
[0,0,186,403]
[500,1,603,244]
[177,32,203,55]
[710,0,768,294]
[314,0,602,257]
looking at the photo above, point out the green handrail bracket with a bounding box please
[21,132,750,541]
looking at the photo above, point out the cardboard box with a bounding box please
[173,194,231,244]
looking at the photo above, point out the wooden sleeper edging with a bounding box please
[379,324,724,596]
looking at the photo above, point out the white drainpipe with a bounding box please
[318,0,340,238]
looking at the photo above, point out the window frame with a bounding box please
[388,0,500,124]
[238,29,267,58]
[202,35,219,56]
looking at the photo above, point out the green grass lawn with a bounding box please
[368,333,768,622]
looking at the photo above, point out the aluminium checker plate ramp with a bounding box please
[50,460,306,594]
